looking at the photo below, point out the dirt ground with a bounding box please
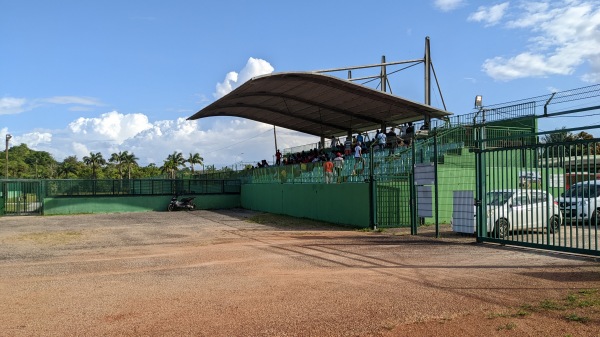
[0,209,599,337]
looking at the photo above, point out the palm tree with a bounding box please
[172,151,186,168]
[122,152,139,179]
[109,151,127,179]
[57,156,79,178]
[82,152,106,179]
[160,159,178,179]
[186,152,204,174]
[160,151,185,179]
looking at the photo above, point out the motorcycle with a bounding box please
[167,195,196,211]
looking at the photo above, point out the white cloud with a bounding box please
[213,57,275,99]
[0,97,27,115]
[68,111,153,144]
[42,96,101,105]
[9,107,317,167]
[214,72,238,99]
[72,142,90,159]
[16,132,52,147]
[468,2,510,26]
[479,1,600,82]
[483,52,574,80]
[582,55,600,82]
[1,95,102,115]
[434,0,466,12]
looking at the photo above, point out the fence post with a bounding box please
[433,131,439,238]
[368,142,377,229]
[411,141,418,235]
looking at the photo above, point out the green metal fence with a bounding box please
[475,113,600,256]
[2,180,43,215]
[376,175,412,228]
[43,179,241,197]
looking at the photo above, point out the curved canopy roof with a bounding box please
[188,72,451,137]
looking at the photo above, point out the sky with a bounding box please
[2,0,600,168]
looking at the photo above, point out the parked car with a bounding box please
[485,189,561,239]
[556,180,600,225]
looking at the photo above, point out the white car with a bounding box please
[485,189,562,239]
[556,180,599,225]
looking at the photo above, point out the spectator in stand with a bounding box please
[333,152,344,183]
[376,129,387,150]
[354,141,365,174]
[344,137,352,156]
[400,123,408,138]
[323,156,334,184]
[330,135,339,150]
[403,122,414,146]
[386,127,398,156]
[356,133,364,146]
[275,149,282,166]
[373,130,381,151]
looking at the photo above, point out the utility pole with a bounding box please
[5,134,12,178]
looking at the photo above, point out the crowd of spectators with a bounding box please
[248,123,423,170]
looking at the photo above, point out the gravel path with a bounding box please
[0,210,598,336]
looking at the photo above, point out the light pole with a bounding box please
[5,134,12,178]
[474,95,486,150]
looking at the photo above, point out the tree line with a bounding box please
[541,129,599,157]
[1,143,214,179]
[3,128,597,179]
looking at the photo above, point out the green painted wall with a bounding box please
[43,194,240,215]
[241,183,370,228]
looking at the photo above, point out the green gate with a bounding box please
[2,180,43,215]
[475,114,600,256]
[376,174,413,228]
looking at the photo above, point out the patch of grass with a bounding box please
[496,322,517,331]
[514,309,531,317]
[566,293,578,303]
[564,313,590,323]
[519,303,536,312]
[488,309,530,319]
[539,299,564,310]
[491,289,599,322]
[563,289,600,309]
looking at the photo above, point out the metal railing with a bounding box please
[43,179,241,197]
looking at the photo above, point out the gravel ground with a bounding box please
[0,210,599,337]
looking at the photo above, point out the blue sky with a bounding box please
[2,0,600,167]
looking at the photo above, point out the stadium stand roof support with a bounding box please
[188,72,452,138]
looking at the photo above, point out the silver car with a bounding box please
[485,189,562,239]
[556,180,600,225]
